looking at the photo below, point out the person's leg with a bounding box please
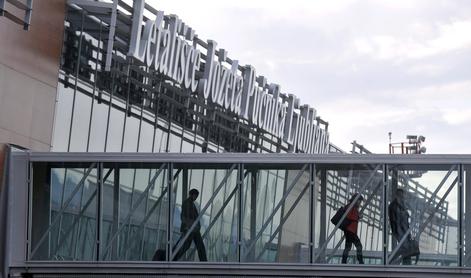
[193,231,208,261]
[395,232,411,265]
[342,232,353,264]
[173,232,194,261]
[352,234,364,264]
[390,234,401,264]
[402,255,412,265]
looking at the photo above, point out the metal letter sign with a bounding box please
[126,0,329,153]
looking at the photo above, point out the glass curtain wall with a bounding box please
[30,161,461,267]
[52,7,295,155]
[100,163,168,261]
[170,164,239,262]
[241,164,310,263]
[387,164,459,266]
[31,162,98,260]
[313,164,384,265]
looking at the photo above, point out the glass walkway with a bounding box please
[2,148,471,277]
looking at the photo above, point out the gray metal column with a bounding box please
[390,167,398,255]
[309,164,315,264]
[318,168,327,263]
[96,163,104,260]
[167,163,173,261]
[383,164,388,265]
[237,163,244,262]
[248,169,257,261]
[465,165,471,266]
[458,164,464,266]
[111,166,120,260]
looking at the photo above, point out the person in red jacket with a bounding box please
[341,193,364,264]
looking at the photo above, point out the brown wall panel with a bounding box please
[0,0,66,87]
[0,0,66,151]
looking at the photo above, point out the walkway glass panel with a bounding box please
[24,154,464,268]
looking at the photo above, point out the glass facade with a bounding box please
[21,0,460,273]
[29,158,460,267]
[52,4,329,155]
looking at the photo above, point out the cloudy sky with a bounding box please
[149,0,471,154]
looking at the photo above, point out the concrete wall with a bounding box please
[0,0,66,151]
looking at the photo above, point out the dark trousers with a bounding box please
[173,230,207,261]
[342,231,364,264]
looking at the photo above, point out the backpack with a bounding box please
[331,206,349,230]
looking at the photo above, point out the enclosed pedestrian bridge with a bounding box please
[2,148,471,277]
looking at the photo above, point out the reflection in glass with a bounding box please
[31,163,98,260]
[101,164,168,261]
[242,165,310,263]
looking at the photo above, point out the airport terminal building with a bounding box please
[0,1,470,277]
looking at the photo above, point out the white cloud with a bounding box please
[142,0,471,153]
[353,20,471,61]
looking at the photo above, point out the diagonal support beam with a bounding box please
[52,188,97,257]
[202,185,238,240]
[101,163,166,256]
[243,164,309,259]
[171,164,237,260]
[415,165,456,228]
[51,168,113,257]
[125,169,182,257]
[31,163,97,258]
[314,164,381,263]
[256,180,310,261]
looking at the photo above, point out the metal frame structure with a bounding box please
[3,150,471,277]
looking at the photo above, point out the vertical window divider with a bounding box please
[459,164,464,267]
[237,163,244,263]
[96,162,104,261]
[309,163,315,264]
[167,162,173,261]
[27,160,33,261]
[382,164,388,265]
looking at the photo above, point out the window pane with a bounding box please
[31,163,98,261]
[387,164,458,266]
[242,164,310,263]
[101,163,168,261]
